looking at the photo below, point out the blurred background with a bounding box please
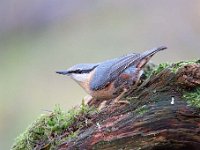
[0,0,200,149]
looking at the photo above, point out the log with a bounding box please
[58,61,200,150]
[12,60,200,150]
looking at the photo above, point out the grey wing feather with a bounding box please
[110,46,167,77]
[109,54,140,77]
[90,46,166,90]
[90,53,139,90]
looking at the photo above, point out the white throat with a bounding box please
[70,73,88,83]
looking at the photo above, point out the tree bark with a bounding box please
[58,63,200,150]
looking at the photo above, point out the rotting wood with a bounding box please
[58,63,200,150]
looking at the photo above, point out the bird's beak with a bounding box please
[56,70,69,75]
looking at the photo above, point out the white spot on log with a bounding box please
[171,96,175,105]
[96,122,101,130]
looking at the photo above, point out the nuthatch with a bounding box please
[56,46,166,102]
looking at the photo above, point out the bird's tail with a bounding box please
[136,46,167,68]
[141,46,167,58]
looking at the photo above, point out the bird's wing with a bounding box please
[90,53,139,90]
[90,46,166,90]
[110,46,167,77]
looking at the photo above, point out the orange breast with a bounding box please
[78,70,123,100]
[89,82,117,100]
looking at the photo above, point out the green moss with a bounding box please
[151,63,171,75]
[149,59,200,108]
[150,59,200,76]
[12,104,96,150]
[169,59,200,108]
[183,87,200,108]
[170,60,200,73]
[134,105,148,115]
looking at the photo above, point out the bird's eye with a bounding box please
[74,69,82,74]
[71,67,95,74]
[67,70,81,74]
[67,69,84,74]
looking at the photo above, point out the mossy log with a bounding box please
[59,61,200,150]
[12,61,200,150]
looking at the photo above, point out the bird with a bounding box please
[56,46,167,103]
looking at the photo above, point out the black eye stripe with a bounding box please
[68,66,97,74]
[69,69,92,74]
[67,70,81,74]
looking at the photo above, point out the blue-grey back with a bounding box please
[89,46,166,91]
[90,53,139,90]
[67,63,99,72]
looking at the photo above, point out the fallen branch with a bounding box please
[12,60,200,150]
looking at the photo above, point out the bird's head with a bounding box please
[56,63,99,83]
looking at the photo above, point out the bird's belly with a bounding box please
[88,71,142,100]
[89,82,120,100]
[80,67,142,100]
